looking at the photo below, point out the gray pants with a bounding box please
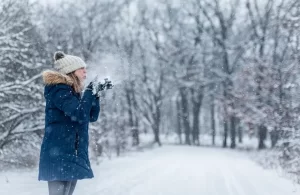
[48,180,77,195]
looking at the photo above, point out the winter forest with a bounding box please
[1,0,300,194]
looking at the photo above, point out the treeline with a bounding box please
[1,0,300,168]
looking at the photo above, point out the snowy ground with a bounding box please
[0,145,299,195]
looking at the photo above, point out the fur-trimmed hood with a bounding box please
[42,70,73,86]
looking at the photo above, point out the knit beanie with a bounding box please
[53,51,87,74]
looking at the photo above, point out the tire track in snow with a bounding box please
[219,159,251,195]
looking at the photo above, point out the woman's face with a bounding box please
[74,67,87,81]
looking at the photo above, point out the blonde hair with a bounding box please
[67,72,84,93]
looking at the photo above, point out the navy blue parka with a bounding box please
[38,70,100,181]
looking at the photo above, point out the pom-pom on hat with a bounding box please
[53,51,87,74]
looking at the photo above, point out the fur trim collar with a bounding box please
[42,70,73,86]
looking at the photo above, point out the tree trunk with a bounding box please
[223,119,228,148]
[116,144,120,157]
[192,105,200,146]
[176,96,182,144]
[180,88,191,145]
[238,124,243,143]
[223,87,229,148]
[191,87,203,146]
[270,127,279,148]
[132,127,139,146]
[211,94,216,146]
[230,116,236,149]
[153,127,161,146]
[152,99,162,146]
[125,89,139,146]
[132,91,140,146]
[223,93,229,148]
[258,125,267,149]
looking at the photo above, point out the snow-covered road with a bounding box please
[1,145,299,195]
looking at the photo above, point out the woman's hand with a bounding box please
[86,82,101,98]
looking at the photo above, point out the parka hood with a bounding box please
[42,70,73,86]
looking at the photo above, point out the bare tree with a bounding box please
[199,0,244,148]
[0,0,45,150]
[38,0,126,61]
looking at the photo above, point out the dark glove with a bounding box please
[95,83,105,92]
[86,82,94,91]
[94,83,105,98]
[85,82,100,98]
[86,78,113,97]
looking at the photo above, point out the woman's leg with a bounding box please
[48,180,77,195]
[48,181,66,195]
[64,180,77,195]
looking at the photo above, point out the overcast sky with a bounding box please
[33,0,61,5]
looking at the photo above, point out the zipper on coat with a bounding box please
[75,131,79,157]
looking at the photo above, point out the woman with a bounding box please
[38,51,100,195]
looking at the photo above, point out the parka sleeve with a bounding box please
[90,97,100,122]
[52,85,95,124]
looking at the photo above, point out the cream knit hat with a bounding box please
[53,51,87,74]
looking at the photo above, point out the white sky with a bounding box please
[32,0,61,5]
